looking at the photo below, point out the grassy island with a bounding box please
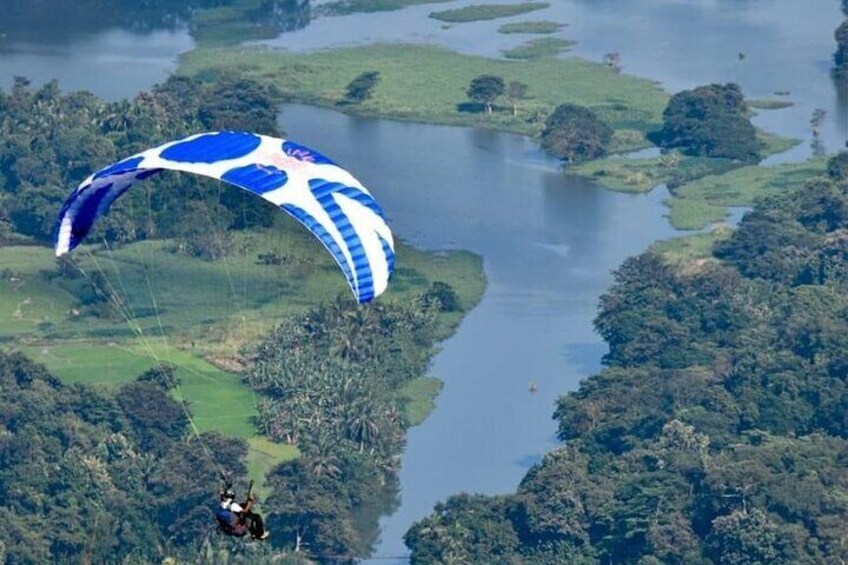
[180,43,668,152]
[502,36,574,59]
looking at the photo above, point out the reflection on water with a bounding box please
[0,28,194,101]
[0,0,313,100]
[0,0,198,41]
[261,0,313,35]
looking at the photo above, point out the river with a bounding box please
[278,104,680,562]
[1,1,845,562]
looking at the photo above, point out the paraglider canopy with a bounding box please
[55,131,394,303]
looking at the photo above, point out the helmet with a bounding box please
[221,489,235,501]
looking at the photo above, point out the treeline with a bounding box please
[0,354,263,564]
[245,285,462,561]
[0,75,279,253]
[405,160,848,563]
[533,81,759,165]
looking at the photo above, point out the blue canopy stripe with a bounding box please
[55,131,395,303]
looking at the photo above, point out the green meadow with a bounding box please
[396,376,444,427]
[0,218,484,485]
[247,436,299,500]
[649,225,735,267]
[577,153,825,231]
[502,37,574,60]
[573,131,800,197]
[18,341,258,436]
[0,251,76,337]
[667,156,827,230]
[180,43,668,151]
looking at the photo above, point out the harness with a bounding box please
[216,502,248,536]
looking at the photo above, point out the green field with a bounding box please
[1,233,484,353]
[0,220,484,485]
[18,341,257,435]
[0,247,77,337]
[429,2,549,22]
[667,156,827,230]
[180,43,668,151]
[247,436,299,500]
[572,153,727,194]
[0,218,482,345]
[649,226,735,266]
[502,37,574,59]
[573,131,801,196]
[396,376,444,426]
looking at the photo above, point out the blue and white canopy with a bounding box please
[55,131,394,303]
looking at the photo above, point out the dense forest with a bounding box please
[0,73,473,562]
[0,353,260,564]
[0,75,279,249]
[0,296,455,564]
[252,289,462,560]
[405,160,848,563]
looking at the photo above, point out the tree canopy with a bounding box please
[246,295,452,560]
[344,71,381,104]
[540,103,613,163]
[0,75,279,247]
[650,83,761,162]
[0,351,252,564]
[827,150,848,182]
[406,172,848,564]
[466,74,505,114]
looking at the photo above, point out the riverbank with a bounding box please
[0,229,484,498]
[178,39,819,234]
[179,42,667,152]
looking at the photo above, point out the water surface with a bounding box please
[0,28,193,100]
[280,103,680,561]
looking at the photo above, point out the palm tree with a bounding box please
[307,433,341,478]
[347,399,380,452]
